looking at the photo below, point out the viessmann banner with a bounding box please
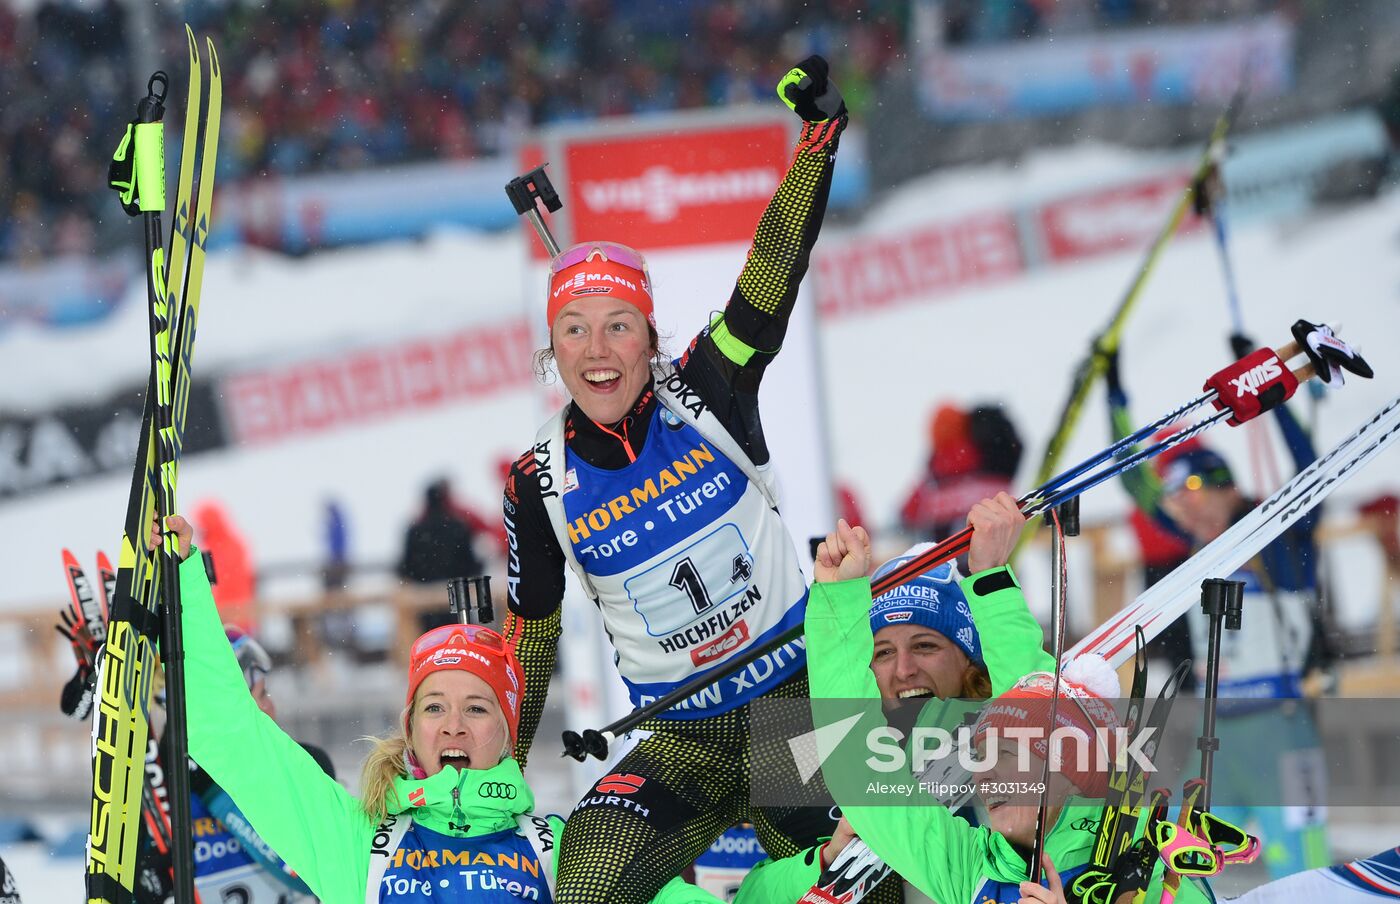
[520,114,794,257]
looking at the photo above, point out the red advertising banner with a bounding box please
[558,122,791,253]
[1038,171,1202,262]
[222,318,534,445]
[814,211,1023,317]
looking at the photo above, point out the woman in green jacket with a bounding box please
[806,519,1213,904]
[158,515,824,904]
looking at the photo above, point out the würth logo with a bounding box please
[408,788,425,807]
[1230,355,1283,397]
[595,773,646,795]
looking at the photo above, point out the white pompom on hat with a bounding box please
[1060,653,1121,700]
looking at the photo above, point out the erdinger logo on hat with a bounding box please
[868,550,983,665]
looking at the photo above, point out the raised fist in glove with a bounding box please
[56,600,101,719]
[1291,319,1374,386]
[1092,339,1123,393]
[777,55,846,122]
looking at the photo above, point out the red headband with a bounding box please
[547,257,654,328]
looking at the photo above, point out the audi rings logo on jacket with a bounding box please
[478,782,518,800]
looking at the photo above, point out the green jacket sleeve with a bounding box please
[960,567,1054,694]
[648,844,822,904]
[733,845,823,903]
[1108,379,1167,517]
[180,552,373,904]
[805,578,985,904]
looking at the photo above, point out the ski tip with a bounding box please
[185,22,197,58]
[62,548,79,567]
[206,37,221,79]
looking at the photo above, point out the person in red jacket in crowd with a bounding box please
[192,499,257,633]
[897,402,1023,551]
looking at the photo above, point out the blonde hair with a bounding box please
[359,729,410,823]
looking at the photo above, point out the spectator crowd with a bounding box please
[0,0,1295,264]
[1,0,904,263]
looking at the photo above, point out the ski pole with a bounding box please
[123,71,199,904]
[563,329,1346,758]
[448,575,494,627]
[1197,578,1243,810]
[1028,90,1246,503]
[1030,497,1077,883]
[871,336,1319,597]
[112,70,200,904]
[561,620,805,760]
[506,165,563,257]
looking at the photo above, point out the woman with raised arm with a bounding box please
[501,55,861,903]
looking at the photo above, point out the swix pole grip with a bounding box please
[1204,347,1299,425]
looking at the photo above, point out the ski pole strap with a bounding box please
[109,72,168,216]
[1203,344,1302,426]
[1190,810,1259,863]
[1291,318,1375,386]
[1068,868,1117,904]
[1068,836,1157,904]
[1151,820,1223,877]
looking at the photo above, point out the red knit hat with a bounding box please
[546,241,654,328]
[405,624,524,746]
[972,655,1122,797]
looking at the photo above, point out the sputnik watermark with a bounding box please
[859,725,1158,776]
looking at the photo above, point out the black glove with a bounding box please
[777,55,846,122]
[1291,318,1374,385]
[1109,835,1160,896]
[56,601,101,719]
[1229,332,1255,359]
[61,663,96,719]
[1193,162,1225,218]
[1093,339,1122,393]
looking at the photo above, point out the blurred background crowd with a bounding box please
[0,0,1330,264]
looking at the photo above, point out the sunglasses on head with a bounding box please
[410,623,506,660]
[549,241,648,277]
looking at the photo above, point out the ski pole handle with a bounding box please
[506,166,563,257]
[447,575,494,626]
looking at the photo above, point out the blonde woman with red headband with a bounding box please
[156,515,823,903]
